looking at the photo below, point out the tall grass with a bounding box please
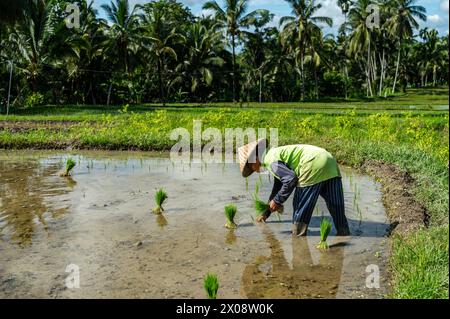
[390,225,449,299]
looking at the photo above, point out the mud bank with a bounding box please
[0,151,390,298]
[361,160,430,234]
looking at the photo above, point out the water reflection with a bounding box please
[225,229,237,245]
[241,227,346,298]
[156,214,168,228]
[0,159,71,247]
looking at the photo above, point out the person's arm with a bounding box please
[262,178,282,219]
[263,161,298,219]
[271,161,298,204]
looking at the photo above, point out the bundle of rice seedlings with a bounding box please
[224,204,237,229]
[152,188,168,214]
[252,181,283,220]
[60,158,76,177]
[203,273,219,299]
[316,218,332,251]
[254,196,270,216]
[253,181,269,216]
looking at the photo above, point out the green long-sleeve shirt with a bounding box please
[262,144,340,187]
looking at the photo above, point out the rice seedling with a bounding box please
[224,204,237,229]
[60,158,76,177]
[252,181,283,219]
[254,196,269,216]
[316,218,332,251]
[203,273,219,299]
[152,188,168,214]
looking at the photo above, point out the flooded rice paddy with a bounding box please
[0,151,389,298]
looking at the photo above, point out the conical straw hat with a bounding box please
[238,138,268,177]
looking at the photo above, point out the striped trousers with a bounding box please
[293,177,350,235]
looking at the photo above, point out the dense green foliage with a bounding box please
[1,0,448,110]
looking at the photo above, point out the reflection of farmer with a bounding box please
[238,139,350,236]
[241,227,345,298]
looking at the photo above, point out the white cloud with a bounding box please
[427,14,445,25]
[271,14,281,28]
[315,0,345,33]
[441,0,449,13]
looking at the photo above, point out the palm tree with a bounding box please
[347,0,377,97]
[139,1,186,106]
[263,29,296,101]
[385,0,426,93]
[420,28,445,87]
[202,0,269,102]
[241,11,273,102]
[0,0,26,26]
[11,0,60,92]
[174,22,224,102]
[280,0,332,100]
[65,0,107,104]
[101,0,139,74]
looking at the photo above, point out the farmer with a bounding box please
[238,138,350,236]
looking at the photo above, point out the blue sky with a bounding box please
[93,0,450,35]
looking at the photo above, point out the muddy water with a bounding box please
[0,150,389,299]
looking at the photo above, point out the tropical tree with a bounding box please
[139,0,189,106]
[347,0,380,97]
[10,0,62,92]
[385,0,426,93]
[101,0,139,74]
[174,21,225,102]
[0,0,26,26]
[64,0,107,104]
[202,0,269,101]
[241,10,273,102]
[280,0,332,100]
[419,28,446,87]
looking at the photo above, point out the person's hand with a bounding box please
[269,200,280,212]
[256,215,267,223]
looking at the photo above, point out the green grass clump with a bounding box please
[317,219,332,251]
[60,158,76,176]
[204,273,219,299]
[390,225,449,299]
[152,188,168,214]
[224,204,237,229]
